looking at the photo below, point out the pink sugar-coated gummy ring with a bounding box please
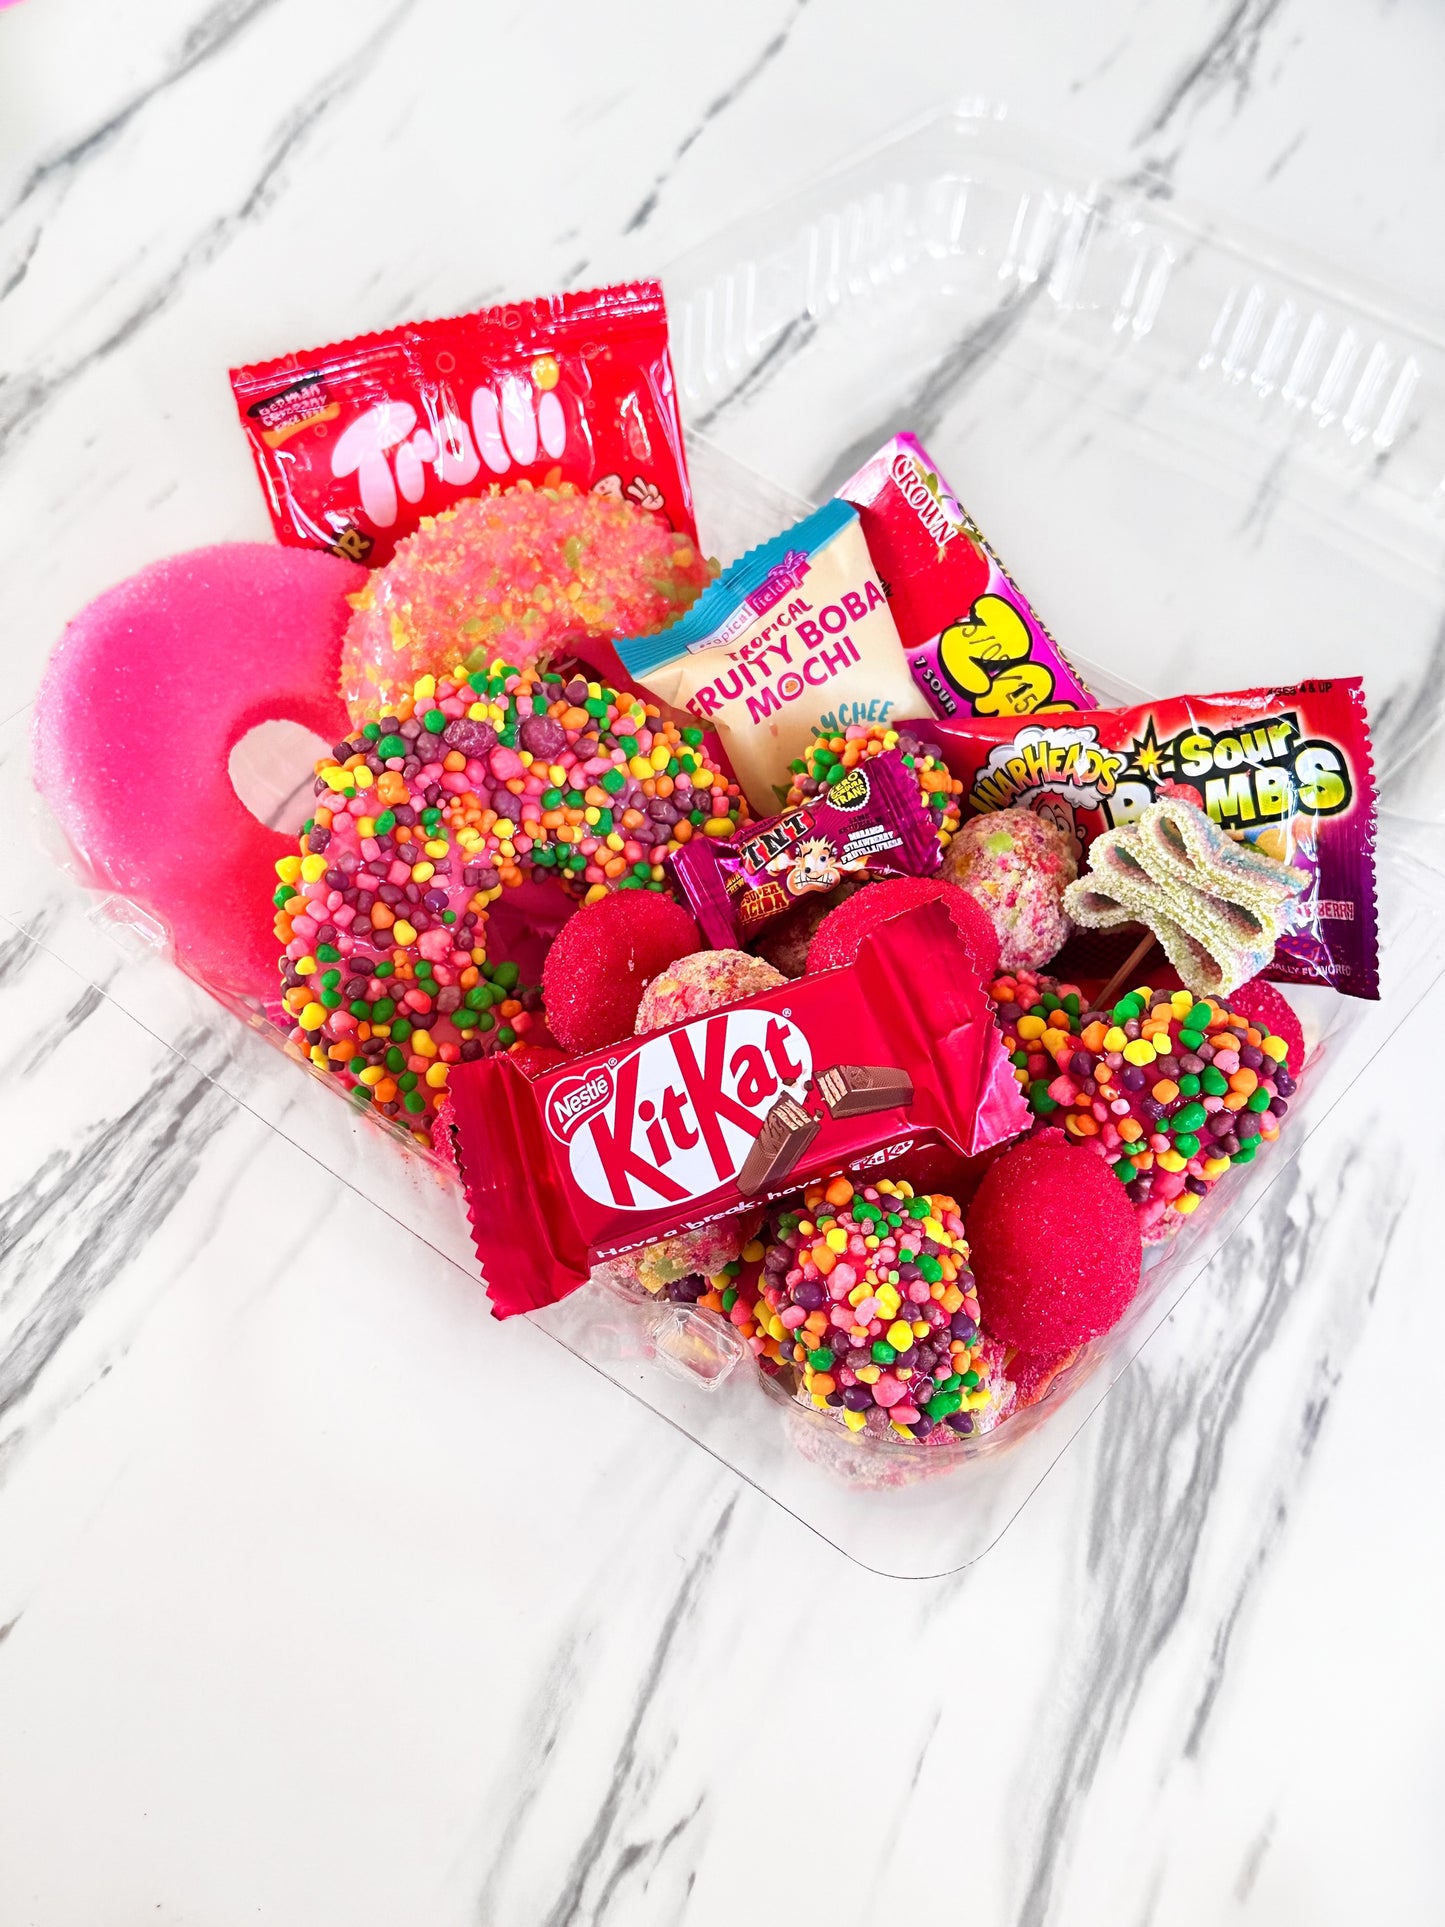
[1228,977,1306,1071]
[541,890,701,1053]
[966,1129,1142,1353]
[32,543,365,1002]
[805,875,1001,984]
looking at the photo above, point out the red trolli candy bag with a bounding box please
[230,281,696,566]
[446,900,1030,1317]
[919,678,1380,999]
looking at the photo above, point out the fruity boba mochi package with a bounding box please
[616,499,921,812]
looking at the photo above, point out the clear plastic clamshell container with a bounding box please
[4,106,1444,1575]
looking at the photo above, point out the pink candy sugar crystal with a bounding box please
[33,543,364,1002]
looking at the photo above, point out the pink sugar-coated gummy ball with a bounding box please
[339,485,711,721]
[967,1130,1142,1353]
[1228,977,1306,1071]
[634,949,785,1033]
[805,876,1001,983]
[32,543,364,1003]
[940,805,1077,972]
[541,891,700,1053]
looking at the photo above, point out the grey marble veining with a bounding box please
[2,1,1444,1922]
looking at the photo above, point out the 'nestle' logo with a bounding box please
[547,1068,613,1141]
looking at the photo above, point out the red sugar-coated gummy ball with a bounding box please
[805,876,1001,982]
[1228,977,1306,1072]
[967,1130,1142,1353]
[541,892,700,1052]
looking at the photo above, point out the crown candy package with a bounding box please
[616,498,921,812]
[230,282,697,566]
[839,433,1094,722]
[926,678,1380,998]
[446,900,1031,1317]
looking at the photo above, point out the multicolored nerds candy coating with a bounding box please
[270,658,746,1144]
[991,970,1297,1243]
[732,1174,1009,1444]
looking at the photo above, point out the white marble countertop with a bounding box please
[3,3,1445,1923]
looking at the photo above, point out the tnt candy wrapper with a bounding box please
[669,749,941,949]
[231,282,695,567]
[838,433,1094,722]
[924,679,1380,999]
[447,900,1031,1317]
[616,499,920,813]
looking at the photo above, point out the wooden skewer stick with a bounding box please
[1093,929,1160,1013]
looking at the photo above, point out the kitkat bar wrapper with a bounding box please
[230,281,696,566]
[838,432,1094,722]
[925,678,1380,998]
[447,900,1030,1317]
[669,748,942,948]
